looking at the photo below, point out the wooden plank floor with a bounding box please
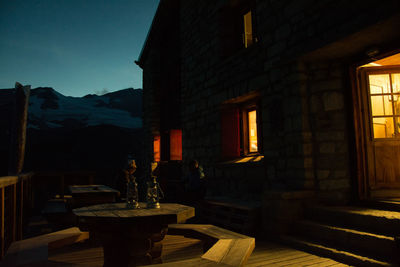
[45,235,349,266]
[246,241,349,266]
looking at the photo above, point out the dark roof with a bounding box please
[136,0,178,68]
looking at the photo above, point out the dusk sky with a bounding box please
[0,0,159,97]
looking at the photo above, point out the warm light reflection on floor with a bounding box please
[227,155,264,164]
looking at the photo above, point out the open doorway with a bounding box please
[356,52,400,199]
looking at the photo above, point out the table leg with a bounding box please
[103,237,151,267]
[101,227,168,267]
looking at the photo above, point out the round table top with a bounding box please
[73,202,195,224]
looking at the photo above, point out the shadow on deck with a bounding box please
[34,234,347,266]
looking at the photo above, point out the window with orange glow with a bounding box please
[153,135,160,162]
[368,72,400,138]
[221,102,262,159]
[170,129,182,160]
[248,110,258,152]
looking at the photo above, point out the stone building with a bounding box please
[137,0,400,241]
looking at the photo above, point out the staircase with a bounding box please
[281,201,400,266]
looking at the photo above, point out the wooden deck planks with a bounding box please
[246,241,349,267]
[45,236,348,267]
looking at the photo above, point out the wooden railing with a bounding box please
[0,172,33,259]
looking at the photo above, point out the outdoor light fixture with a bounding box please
[366,47,380,60]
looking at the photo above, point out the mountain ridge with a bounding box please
[0,87,142,130]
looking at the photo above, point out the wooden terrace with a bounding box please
[0,172,348,267]
[44,236,348,266]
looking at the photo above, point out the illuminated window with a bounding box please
[248,109,258,152]
[221,102,262,159]
[153,135,160,162]
[368,72,400,138]
[243,11,253,48]
[156,130,182,161]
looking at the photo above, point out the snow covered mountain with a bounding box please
[27,87,142,129]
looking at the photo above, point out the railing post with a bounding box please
[12,183,16,242]
[61,174,65,198]
[18,180,24,240]
[1,187,4,258]
[89,173,94,185]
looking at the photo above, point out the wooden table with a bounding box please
[68,185,120,208]
[73,202,195,267]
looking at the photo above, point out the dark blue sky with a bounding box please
[0,0,159,96]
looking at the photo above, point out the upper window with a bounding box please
[219,1,257,57]
[221,99,262,159]
[243,10,254,48]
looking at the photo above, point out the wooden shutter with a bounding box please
[221,108,240,159]
[153,135,161,162]
[170,129,182,161]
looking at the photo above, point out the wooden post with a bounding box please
[1,187,5,258]
[8,82,30,176]
[61,174,65,198]
[12,184,16,242]
[19,180,24,240]
[89,174,94,185]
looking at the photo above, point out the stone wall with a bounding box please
[177,0,400,202]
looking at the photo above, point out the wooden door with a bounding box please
[362,67,400,198]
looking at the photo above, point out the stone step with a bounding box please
[280,235,394,267]
[305,206,400,236]
[294,220,397,261]
[360,199,400,213]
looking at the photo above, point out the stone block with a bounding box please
[302,143,313,156]
[316,131,345,141]
[310,95,323,113]
[311,79,343,92]
[316,170,330,180]
[319,178,350,191]
[333,170,347,179]
[323,91,344,111]
[319,142,335,154]
[249,73,269,91]
[304,157,313,169]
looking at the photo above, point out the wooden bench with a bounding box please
[1,227,89,266]
[149,224,255,267]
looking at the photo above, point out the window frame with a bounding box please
[240,102,262,156]
[218,0,258,58]
[221,96,263,160]
[363,67,400,140]
[239,6,257,49]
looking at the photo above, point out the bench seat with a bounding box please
[1,227,89,266]
[150,224,255,267]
